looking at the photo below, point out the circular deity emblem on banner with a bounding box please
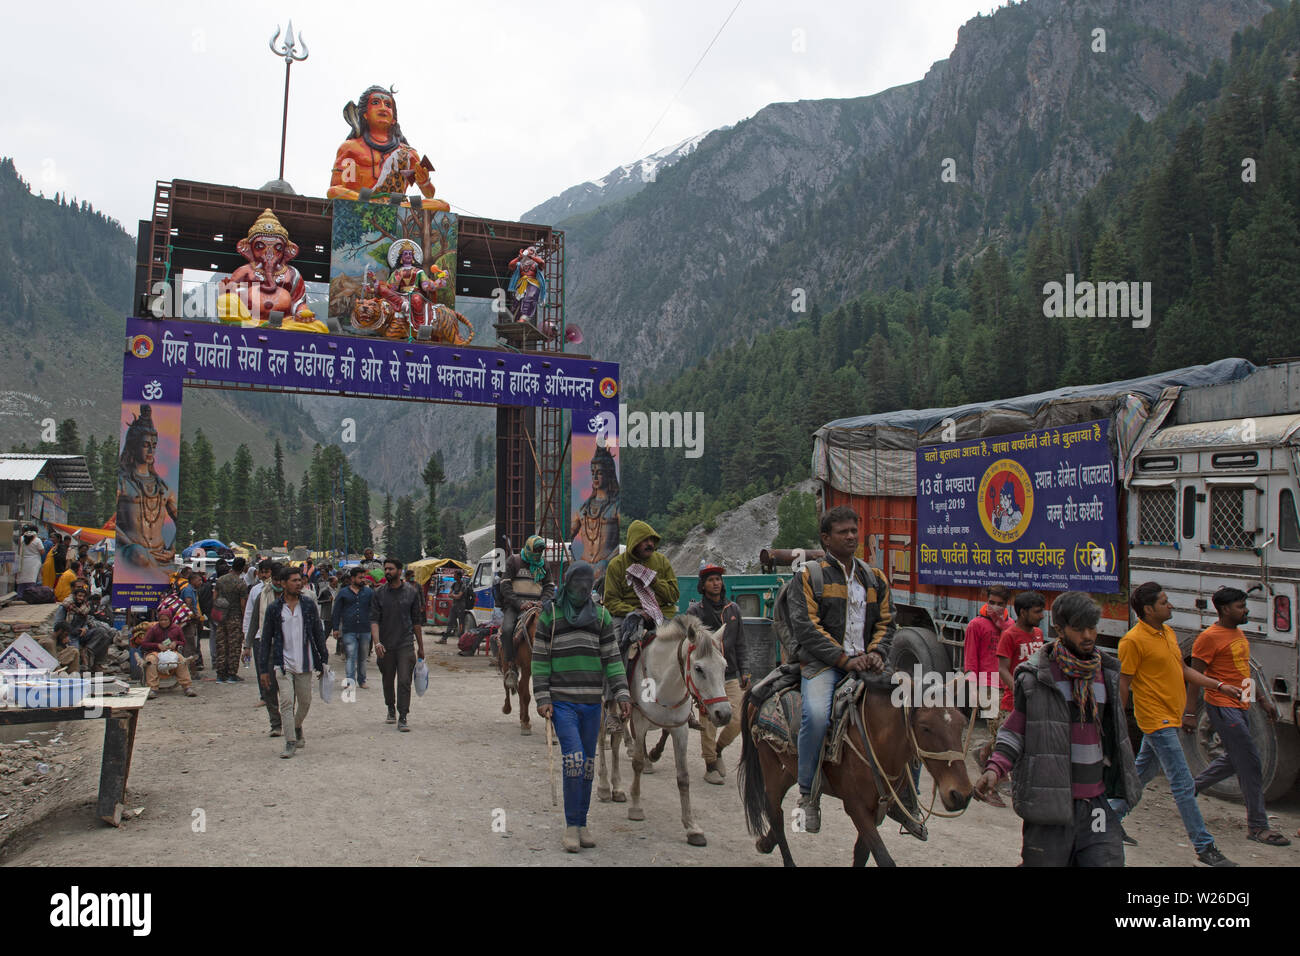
[130,334,154,358]
[598,377,618,399]
[978,459,1034,544]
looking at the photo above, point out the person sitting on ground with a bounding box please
[54,559,83,602]
[140,609,198,699]
[49,622,81,672]
[54,583,116,672]
[975,591,1139,866]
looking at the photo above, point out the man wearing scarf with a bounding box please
[533,562,630,852]
[603,520,679,637]
[975,591,1142,866]
[499,535,556,690]
[688,564,746,785]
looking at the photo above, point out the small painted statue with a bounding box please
[327,85,448,211]
[507,245,547,323]
[216,209,319,327]
[378,239,448,337]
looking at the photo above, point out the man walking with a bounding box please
[332,567,374,689]
[244,560,282,735]
[257,566,328,758]
[975,592,1141,866]
[1189,586,1291,846]
[1111,582,1240,866]
[441,569,469,644]
[688,564,746,785]
[213,558,249,684]
[371,558,425,731]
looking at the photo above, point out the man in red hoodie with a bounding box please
[140,608,198,699]
[966,585,1010,764]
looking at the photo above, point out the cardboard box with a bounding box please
[0,633,59,672]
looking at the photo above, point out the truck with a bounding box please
[811,357,1300,800]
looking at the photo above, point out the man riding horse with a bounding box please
[500,535,555,691]
[787,505,924,837]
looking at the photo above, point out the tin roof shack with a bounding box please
[0,455,95,600]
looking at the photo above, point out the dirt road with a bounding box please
[3,639,1297,867]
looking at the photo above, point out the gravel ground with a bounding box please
[2,636,1297,867]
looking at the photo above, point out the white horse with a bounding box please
[601,614,731,846]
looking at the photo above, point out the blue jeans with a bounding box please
[342,632,371,685]
[1109,727,1214,853]
[551,700,601,827]
[1195,705,1268,831]
[797,667,844,794]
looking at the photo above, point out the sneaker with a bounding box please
[704,763,725,786]
[146,689,158,700]
[796,792,821,834]
[887,802,929,841]
[578,827,596,848]
[184,687,198,697]
[294,727,305,750]
[230,674,245,682]
[269,727,283,737]
[281,739,296,759]
[398,717,410,732]
[563,826,580,853]
[1120,824,1138,847]
[358,682,368,689]
[1197,845,1238,867]
[386,707,397,724]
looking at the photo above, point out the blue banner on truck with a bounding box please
[915,419,1119,592]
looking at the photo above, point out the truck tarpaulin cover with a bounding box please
[812,359,1256,497]
[916,419,1120,592]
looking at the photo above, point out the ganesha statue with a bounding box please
[216,209,325,331]
[327,85,449,212]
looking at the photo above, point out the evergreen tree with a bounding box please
[421,454,446,556]
[381,494,395,557]
[772,490,819,550]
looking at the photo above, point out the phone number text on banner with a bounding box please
[915,419,1119,592]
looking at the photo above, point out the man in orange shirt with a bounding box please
[1189,586,1290,846]
[1111,581,1241,867]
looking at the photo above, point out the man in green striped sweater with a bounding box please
[534,562,632,853]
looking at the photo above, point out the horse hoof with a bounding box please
[520,725,532,736]
[597,788,612,803]
[502,704,511,715]
[612,791,627,803]
[628,807,646,821]
[756,837,775,854]
[687,832,708,847]
[643,763,655,774]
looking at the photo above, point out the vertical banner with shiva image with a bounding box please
[112,368,184,610]
[570,389,622,577]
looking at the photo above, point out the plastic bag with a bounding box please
[320,667,336,703]
[414,658,429,697]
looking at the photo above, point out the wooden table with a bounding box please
[0,687,149,826]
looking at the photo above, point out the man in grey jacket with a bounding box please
[974,591,1142,866]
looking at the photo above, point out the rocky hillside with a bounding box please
[556,0,1277,385]
[660,479,818,578]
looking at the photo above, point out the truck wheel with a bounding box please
[889,627,946,678]
[1179,695,1300,803]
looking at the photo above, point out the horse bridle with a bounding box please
[680,638,730,709]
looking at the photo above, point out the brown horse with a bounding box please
[499,609,536,735]
[737,675,974,866]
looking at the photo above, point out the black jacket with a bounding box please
[257,594,328,674]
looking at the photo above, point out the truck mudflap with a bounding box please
[1177,660,1300,802]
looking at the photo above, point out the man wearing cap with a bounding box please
[688,564,747,785]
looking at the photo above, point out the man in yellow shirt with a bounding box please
[1110,581,1241,867]
[53,560,83,602]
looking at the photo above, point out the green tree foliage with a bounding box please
[381,494,395,557]
[421,454,446,556]
[772,490,820,551]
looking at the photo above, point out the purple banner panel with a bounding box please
[112,371,185,611]
[915,419,1119,592]
[124,316,620,411]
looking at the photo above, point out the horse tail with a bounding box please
[737,687,769,836]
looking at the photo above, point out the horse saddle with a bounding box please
[752,671,884,765]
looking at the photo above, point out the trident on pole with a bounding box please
[269,21,309,182]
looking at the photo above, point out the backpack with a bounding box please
[462,585,477,611]
[23,585,55,604]
[458,625,485,654]
[198,580,215,617]
[771,562,824,663]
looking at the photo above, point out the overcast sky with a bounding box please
[1,0,1000,232]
